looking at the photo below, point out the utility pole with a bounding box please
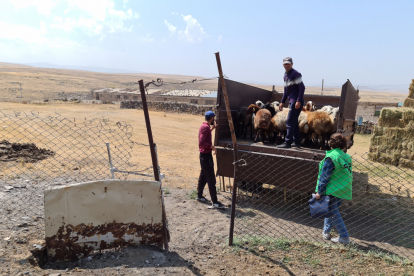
[19,83,22,98]
[321,79,324,95]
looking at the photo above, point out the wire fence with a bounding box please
[232,150,414,261]
[0,111,153,252]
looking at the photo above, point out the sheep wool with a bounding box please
[254,109,272,130]
[304,110,333,136]
[298,111,309,133]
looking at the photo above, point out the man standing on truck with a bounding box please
[277,57,305,149]
[197,111,226,209]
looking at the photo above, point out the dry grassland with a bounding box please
[0,102,205,189]
[0,62,408,102]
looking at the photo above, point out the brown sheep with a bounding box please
[254,109,272,143]
[246,104,261,115]
[302,109,333,149]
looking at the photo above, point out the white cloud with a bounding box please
[164,20,177,35]
[140,34,154,42]
[45,0,139,36]
[0,21,48,44]
[165,15,208,43]
[217,34,222,43]
[123,0,128,7]
[178,15,208,43]
[8,0,58,15]
[7,0,140,36]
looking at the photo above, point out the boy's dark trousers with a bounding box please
[197,152,217,203]
[285,101,303,145]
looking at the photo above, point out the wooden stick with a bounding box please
[215,52,239,246]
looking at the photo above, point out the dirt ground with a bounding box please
[2,187,414,276]
[1,102,414,275]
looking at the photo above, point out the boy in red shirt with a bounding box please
[197,111,226,209]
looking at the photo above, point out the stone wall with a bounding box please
[355,104,377,123]
[93,91,216,106]
[120,100,216,116]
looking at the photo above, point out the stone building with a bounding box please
[355,102,400,124]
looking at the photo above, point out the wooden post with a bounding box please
[139,80,169,251]
[215,52,239,246]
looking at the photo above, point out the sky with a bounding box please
[0,0,413,92]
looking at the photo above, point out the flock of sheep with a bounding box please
[236,100,339,149]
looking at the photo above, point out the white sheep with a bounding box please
[327,107,340,134]
[320,105,334,115]
[270,101,280,110]
[255,100,264,109]
[270,108,308,144]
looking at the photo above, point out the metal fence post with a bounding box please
[105,142,115,179]
[138,79,169,251]
[214,52,239,246]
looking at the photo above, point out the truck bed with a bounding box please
[214,78,358,192]
[217,138,326,158]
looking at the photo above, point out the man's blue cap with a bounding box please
[205,110,215,119]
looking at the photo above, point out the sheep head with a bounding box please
[320,105,334,114]
[305,101,317,111]
[271,101,280,110]
[247,104,261,115]
[255,100,264,109]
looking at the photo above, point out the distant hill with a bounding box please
[24,62,141,74]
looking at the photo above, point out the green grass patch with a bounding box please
[186,189,197,200]
[162,187,171,194]
[228,235,414,267]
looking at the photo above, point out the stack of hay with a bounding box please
[369,79,414,168]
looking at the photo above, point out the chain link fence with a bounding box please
[232,150,414,261]
[0,111,153,262]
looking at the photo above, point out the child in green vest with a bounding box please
[315,133,353,244]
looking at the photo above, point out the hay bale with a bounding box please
[377,118,405,128]
[372,125,384,136]
[380,108,402,119]
[404,97,414,108]
[403,79,414,107]
[399,158,414,169]
[370,135,383,146]
[408,79,414,98]
[401,108,414,120]
[369,85,414,167]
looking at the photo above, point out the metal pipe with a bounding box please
[214,52,239,246]
[105,142,115,179]
[139,80,160,182]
